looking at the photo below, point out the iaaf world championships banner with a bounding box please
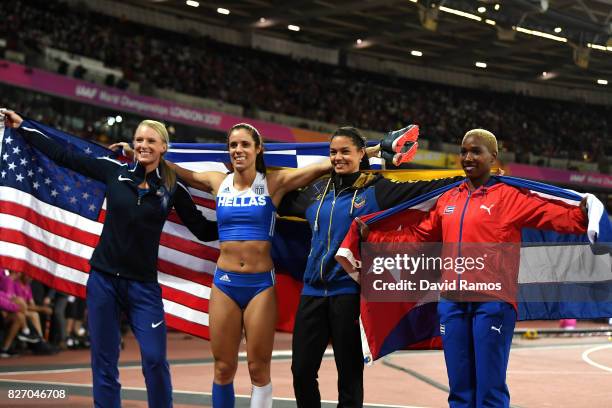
[0,60,302,142]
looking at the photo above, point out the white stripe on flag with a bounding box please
[189,188,215,200]
[157,272,211,300]
[162,298,209,326]
[162,220,219,248]
[529,190,580,206]
[296,155,328,168]
[0,241,90,285]
[410,195,440,212]
[194,205,216,220]
[158,246,216,274]
[175,162,228,173]
[267,150,297,156]
[0,213,95,258]
[519,245,612,283]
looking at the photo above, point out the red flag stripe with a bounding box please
[0,256,88,298]
[0,228,91,271]
[157,272,210,301]
[0,254,211,317]
[159,232,220,262]
[157,258,214,285]
[161,285,209,314]
[192,196,216,209]
[98,208,106,223]
[165,313,209,339]
[0,200,101,247]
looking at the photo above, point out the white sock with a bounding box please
[22,327,30,335]
[250,382,272,408]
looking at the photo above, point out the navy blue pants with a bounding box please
[438,301,516,408]
[87,270,172,408]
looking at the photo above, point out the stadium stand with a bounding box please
[0,0,610,169]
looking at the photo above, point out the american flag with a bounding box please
[0,119,351,338]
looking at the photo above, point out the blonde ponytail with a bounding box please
[159,158,177,191]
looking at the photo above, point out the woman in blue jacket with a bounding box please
[3,110,218,408]
[278,126,463,407]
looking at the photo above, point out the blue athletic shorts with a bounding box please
[213,268,275,309]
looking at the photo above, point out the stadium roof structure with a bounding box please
[139,0,611,90]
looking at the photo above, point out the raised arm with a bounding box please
[510,188,587,234]
[172,180,219,242]
[270,141,388,205]
[366,144,381,158]
[4,110,119,182]
[108,141,226,194]
[375,176,465,210]
[168,163,226,195]
[269,160,332,205]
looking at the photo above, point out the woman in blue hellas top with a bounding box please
[116,123,375,407]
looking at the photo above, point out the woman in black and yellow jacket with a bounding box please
[279,126,463,407]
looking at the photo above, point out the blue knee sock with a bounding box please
[212,382,235,408]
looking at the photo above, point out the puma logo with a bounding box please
[491,324,502,334]
[480,204,494,215]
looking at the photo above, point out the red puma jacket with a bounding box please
[338,179,587,307]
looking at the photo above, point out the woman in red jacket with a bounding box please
[352,128,589,407]
[424,129,587,408]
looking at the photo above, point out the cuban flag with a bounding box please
[336,177,612,362]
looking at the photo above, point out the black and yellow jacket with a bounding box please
[279,171,462,296]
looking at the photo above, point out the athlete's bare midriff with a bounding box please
[217,240,274,273]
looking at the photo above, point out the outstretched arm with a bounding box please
[375,176,465,210]
[512,188,587,234]
[270,142,384,204]
[4,110,120,182]
[366,145,381,158]
[169,163,226,195]
[173,181,219,242]
[269,160,332,204]
[109,141,225,194]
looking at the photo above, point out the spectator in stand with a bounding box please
[11,272,53,339]
[53,293,88,349]
[0,269,39,357]
[11,272,57,355]
[0,0,609,162]
[29,279,54,338]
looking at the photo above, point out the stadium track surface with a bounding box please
[0,321,611,407]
